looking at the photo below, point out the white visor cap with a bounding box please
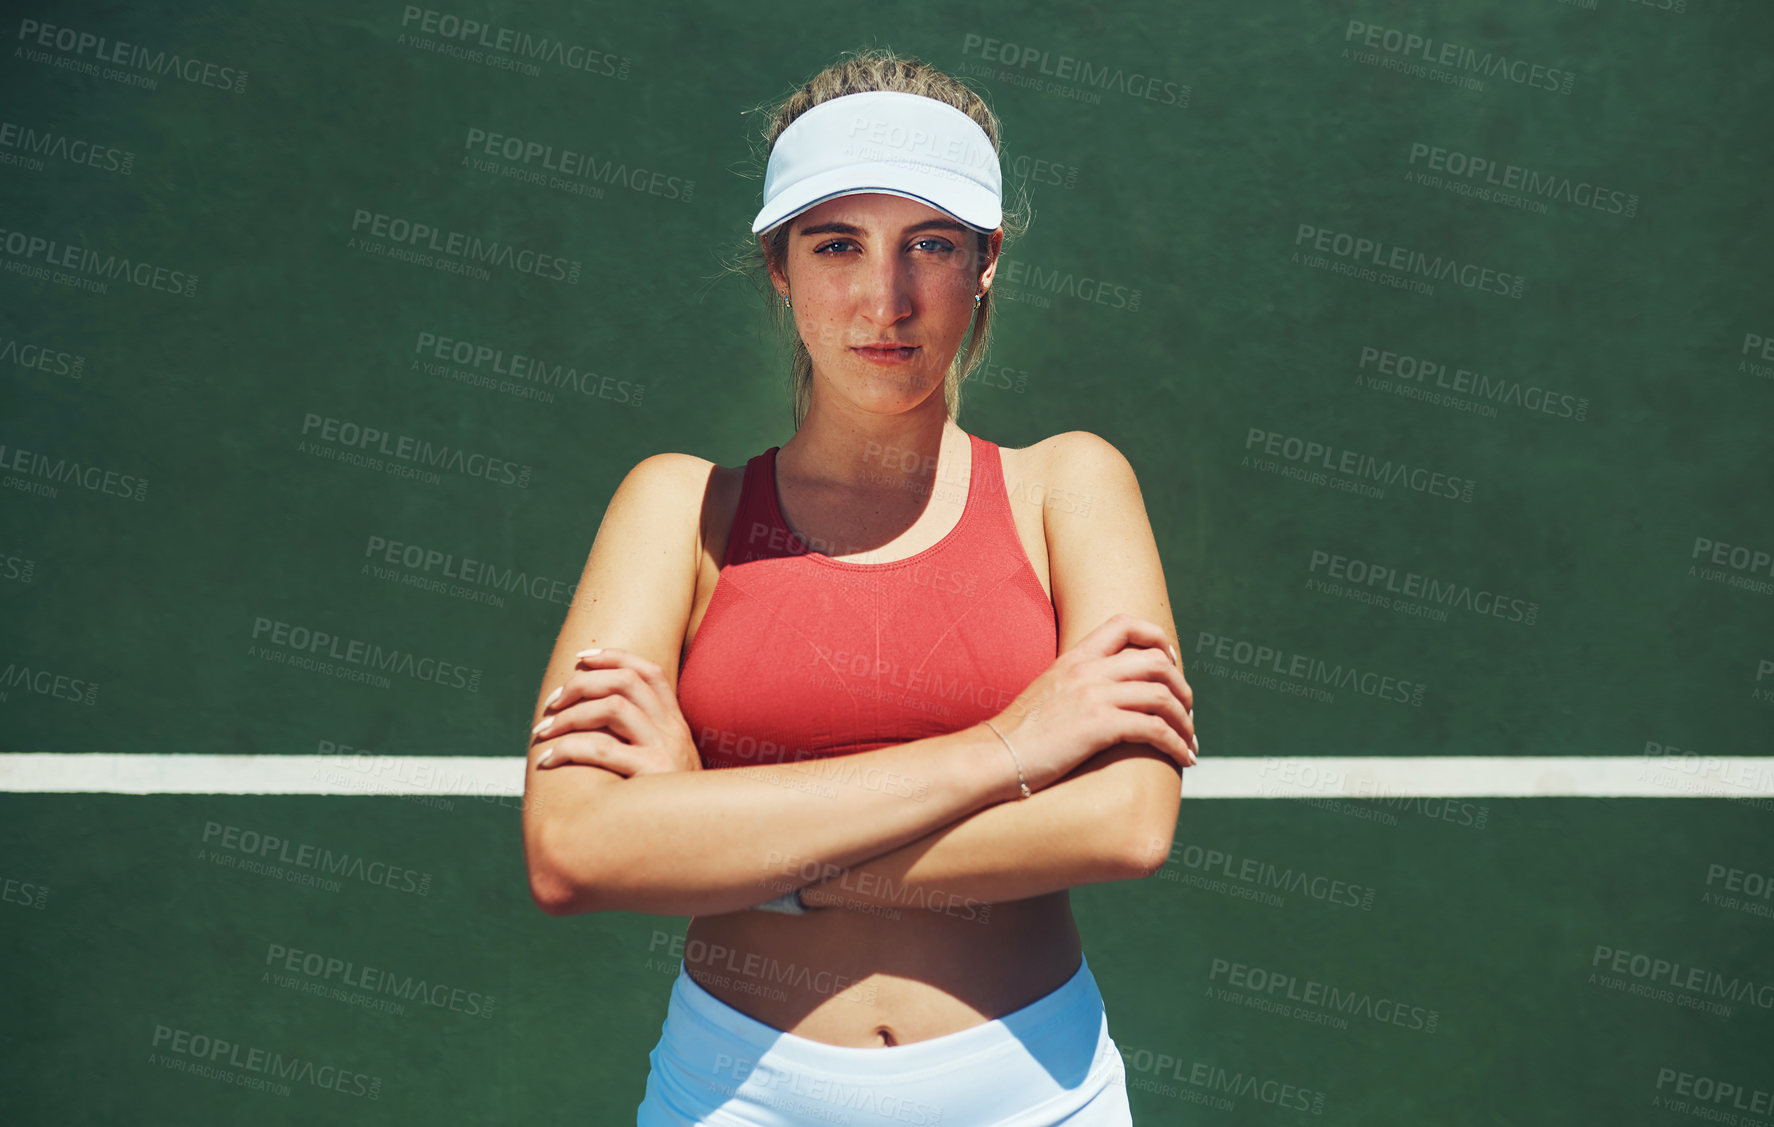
[752,90,1002,236]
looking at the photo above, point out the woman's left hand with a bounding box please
[530,648,702,777]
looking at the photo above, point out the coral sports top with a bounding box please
[678,431,1058,770]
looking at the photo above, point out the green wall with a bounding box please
[4,1,1770,1122]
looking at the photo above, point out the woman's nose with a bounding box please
[858,259,913,318]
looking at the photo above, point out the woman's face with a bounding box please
[765,192,1001,418]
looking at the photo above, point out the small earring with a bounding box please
[783,293,791,309]
[974,291,983,306]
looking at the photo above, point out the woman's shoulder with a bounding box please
[622,450,757,573]
[995,429,1133,484]
[624,449,759,497]
[618,450,726,501]
[993,430,1137,526]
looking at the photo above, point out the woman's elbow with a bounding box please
[525,823,603,917]
[1116,828,1175,880]
[528,867,584,917]
[1112,756,1183,879]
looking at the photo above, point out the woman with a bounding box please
[522,48,1197,1126]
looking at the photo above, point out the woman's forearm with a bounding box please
[537,722,1025,916]
[795,745,1178,915]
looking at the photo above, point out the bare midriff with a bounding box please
[679,893,1083,1047]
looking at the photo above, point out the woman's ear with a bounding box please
[978,229,1003,290]
[762,234,787,296]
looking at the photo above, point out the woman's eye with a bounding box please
[813,239,956,256]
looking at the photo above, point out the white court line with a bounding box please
[1,754,1771,799]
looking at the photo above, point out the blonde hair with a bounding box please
[719,46,1033,430]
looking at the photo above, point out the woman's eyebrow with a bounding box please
[795,219,970,238]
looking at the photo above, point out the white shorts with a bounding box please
[635,954,1132,1126]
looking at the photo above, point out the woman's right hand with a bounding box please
[530,648,703,778]
[987,613,1196,794]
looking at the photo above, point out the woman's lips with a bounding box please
[852,346,918,364]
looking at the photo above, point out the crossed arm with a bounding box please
[792,742,1182,914]
[525,432,1188,916]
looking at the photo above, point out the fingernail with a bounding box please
[532,717,554,736]
[544,686,563,709]
[1167,643,1178,666]
[577,648,602,658]
[537,749,555,768]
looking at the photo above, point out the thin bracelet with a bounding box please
[752,887,810,915]
[983,720,1033,800]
